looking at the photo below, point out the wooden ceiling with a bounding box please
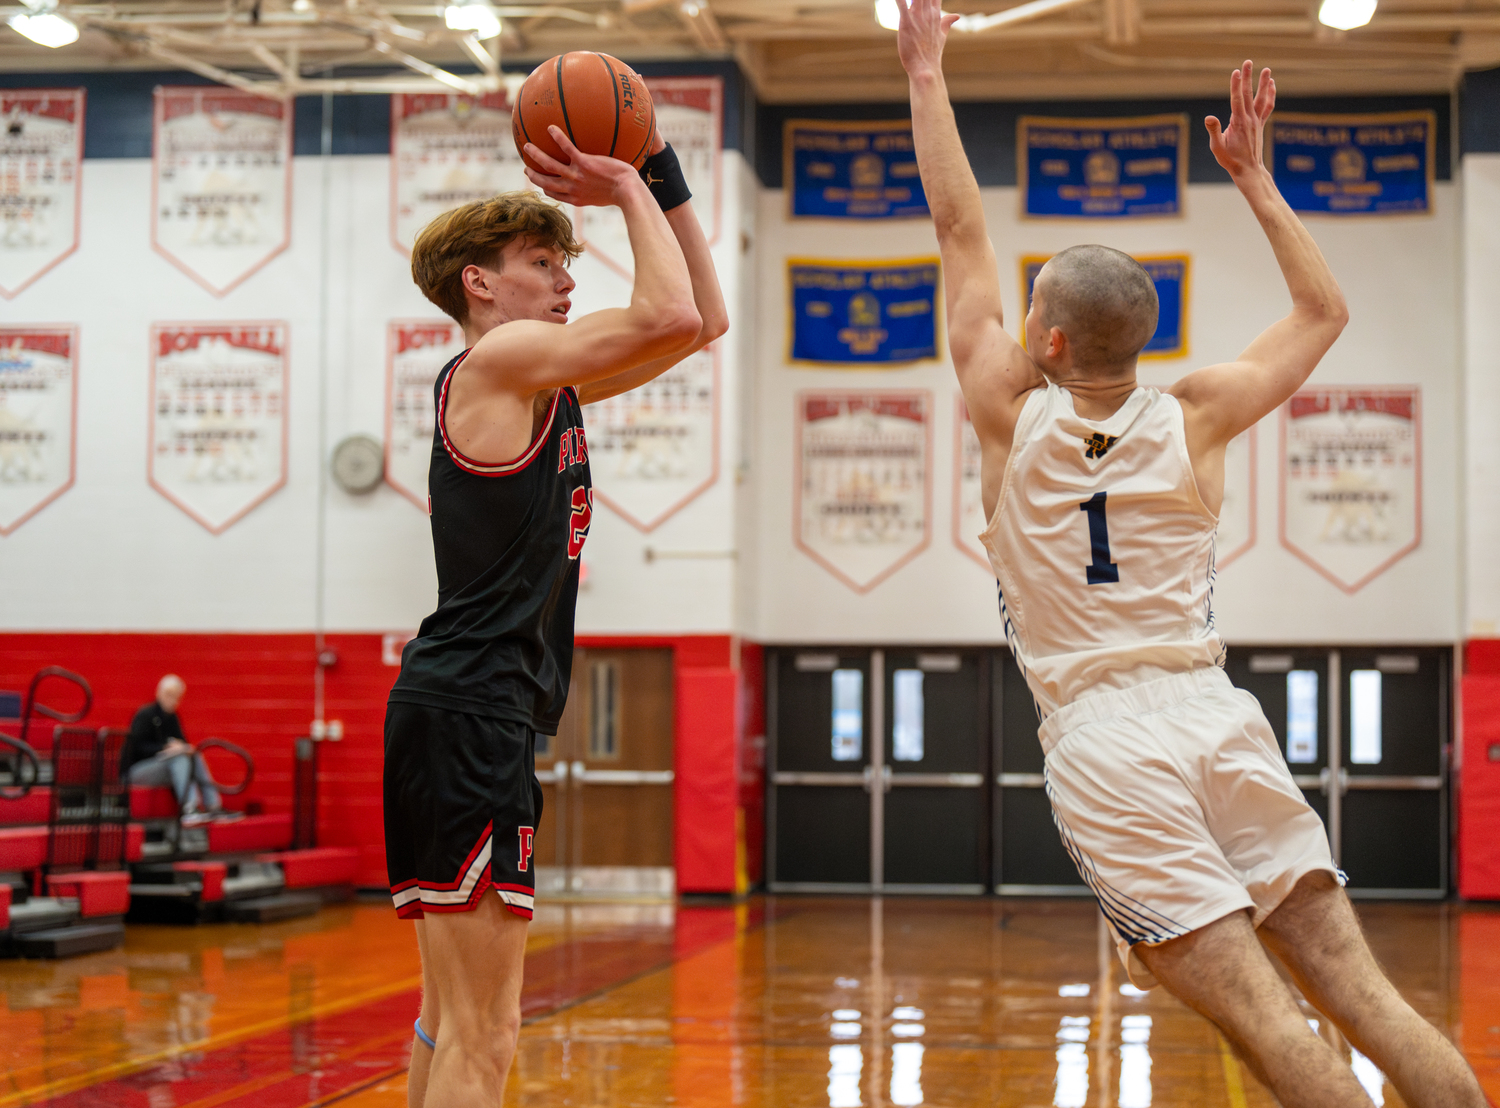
[2,0,1497,100]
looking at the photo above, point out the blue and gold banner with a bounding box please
[1269,111,1434,216]
[789,258,941,366]
[784,120,929,220]
[1022,254,1189,358]
[1019,114,1187,219]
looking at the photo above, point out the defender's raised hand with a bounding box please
[1205,61,1275,180]
[896,0,961,78]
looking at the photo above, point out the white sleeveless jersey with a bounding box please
[980,383,1225,718]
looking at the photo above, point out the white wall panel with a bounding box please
[1464,156,1500,638]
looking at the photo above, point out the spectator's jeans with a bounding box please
[128,753,221,813]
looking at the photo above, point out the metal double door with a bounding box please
[769,647,993,893]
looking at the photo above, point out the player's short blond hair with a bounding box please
[1037,245,1159,372]
[411,192,583,323]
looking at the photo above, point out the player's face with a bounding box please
[1025,282,1056,376]
[495,237,576,325]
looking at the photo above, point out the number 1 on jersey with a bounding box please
[1080,492,1119,585]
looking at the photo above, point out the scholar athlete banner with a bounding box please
[1269,111,1434,216]
[0,90,84,299]
[1217,430,1256,568]
[789,258,940,366]
[150,322,288,533]
[795,391,931,593]
[577,77,722,278]
[1280,388,1420,593]
[0,327,76,534]
[954,397,988,569]
[391,93,532,256]
[784,119,928,220]
[386,319,465,511]
[1019,114,1186,219]
[1022,254,1188,358]
[152,88,292,296]
[588,345,719,531]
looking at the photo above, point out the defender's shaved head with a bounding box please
[1035,246,1159,373]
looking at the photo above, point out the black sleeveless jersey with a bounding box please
[388,350,592,734]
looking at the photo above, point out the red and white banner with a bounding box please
[953,396,988,569]
[578,77,722,279]
[0,90,84,299]
[152,89,292,296]
[1216,429,1257,568]
[390,93,533,256]
[795,390,931,593]
[1280,388,1420,593]
[386,319,465,510]
[149,322,288,533]
[589,345,719,531]
[0,327,76,534]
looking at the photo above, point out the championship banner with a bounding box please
[0,327,76,535]
[795,391,932,593]
[577,77,722,278]
[1280,389,1420,593]
[0,90,84,299]
[1019,114,1186,219]
[789,258,940,366]
[150,322,288,534]
[953,397,989,569]
[152,88,292,296]
[386,319,465,511]
[1269,111,1434,216]
[784,119,928,220]
[391,93,533,257]
[1216,430,1257,568]
[1022,254,1188,358]
[588,344,719,531]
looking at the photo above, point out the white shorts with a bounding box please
[1039,667,1341,989]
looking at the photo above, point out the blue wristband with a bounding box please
[414,1017,436,1049]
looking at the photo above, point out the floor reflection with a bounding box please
[3,897,1497,1107]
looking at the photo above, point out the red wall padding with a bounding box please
[1461,671,1500,900]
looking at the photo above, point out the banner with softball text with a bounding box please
[1021,254,1188,358]
[796,390,932,593]
[789,258,940,366]
[0,327,76,535]
[152,89,292,296]
[785,119,928,220]
[0,90,84,299]
[1280,388,1420,593]
[1268,111,1434,216]
[386,319,465,511]
[390,93,532,257]
[1019,114,1186,219]
[150,322,288,533]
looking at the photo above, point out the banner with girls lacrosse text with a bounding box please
[1269,111,1434,216]
[0,89,84,298]
[1019,114,1186,219]
[785,119,929,220]
[0,327,76,534]
[796,390,932,593]
[152,89,292,295]
[386,319,466,510]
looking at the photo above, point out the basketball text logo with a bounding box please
[518,826,535,872]
[1083,433,1119,460]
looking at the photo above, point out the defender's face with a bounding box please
[491,237,575,324]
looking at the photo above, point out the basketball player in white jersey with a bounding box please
[897,3,1487,1106]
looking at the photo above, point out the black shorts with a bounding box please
[383,701,543,921]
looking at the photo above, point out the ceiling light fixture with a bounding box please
[1318,0,1376,30]
[7,0,79,47]
[874,0,900,31]
[443,0,501,40]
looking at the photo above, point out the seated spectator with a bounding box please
[121,675,242,826]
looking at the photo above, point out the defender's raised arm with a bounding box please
[1170,62,1349,449]
[897,0,1041,449]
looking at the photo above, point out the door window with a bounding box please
[1349,669,1383,765]
[831,668,864,762]
[1286,669,1319,764]
[892,669,924,762]
[589,661,620,759]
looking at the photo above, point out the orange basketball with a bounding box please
[512,52,656,173]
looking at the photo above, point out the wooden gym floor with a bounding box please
[2,896,1498,1107]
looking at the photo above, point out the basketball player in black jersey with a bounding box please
[383,123,725,1107]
